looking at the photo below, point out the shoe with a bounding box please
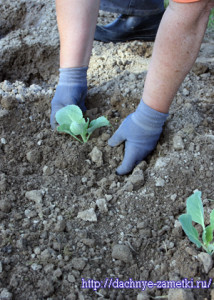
[94,12,164,43]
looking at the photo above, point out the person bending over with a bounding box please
[51,0,214,175]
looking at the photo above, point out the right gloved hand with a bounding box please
[108,100,169,175]
[50,67,87,129]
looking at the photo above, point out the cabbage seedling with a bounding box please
[55,105,110,143]
[179,190,214,255]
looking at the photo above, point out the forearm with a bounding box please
[143,0,214,113]
[56,0,100,68]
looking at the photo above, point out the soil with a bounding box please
[0,1,214,300]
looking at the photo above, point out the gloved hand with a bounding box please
[108,100,168,175]
[50,67,88,129]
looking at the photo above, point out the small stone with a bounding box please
[135,160,147,171]
[66,293,77,300]
[0,200,11,213]
[16,238,28,249]
[44,264,54,274]
[109,181,117,189]
[112,244,133,263]
[53,268,62,279]
[105,194,113,202]
[101,133,110,141]
[2,81,11,92]
[71,258,86,271]
[81,177,87,183]
[31,263,42,271]
[97,178,108,188]
[78,292,85,300]
[0,109,9,118]
[182,88,190,96]
[192,62,209,76]
[0,174,7,192]
[53,242,61,251]
[0,261,3,273]
[137,291,149,300]
[198,252,213,273]
[154,157,170,169]
[89,146,103,167]
[16,94,25,103]
[1,138,6,145]
[26,150,42,163]
[38,279,54,297]
[34,247,41,255]
[9,274,18,288]
[1,96,17,110]
[54,219,66,232]
[0,289,13,300]
[43,166,54,176]
[29,84,42,92]
[126,167,144,189]
[77,208,97,222]
[40,249,51,260]
[209,266,214,279]
[168,289,194,300]
[68,274,76,283]
[137,222,146,229]
[120,182,134,192]
[96,198,108,213]
[185,247,197,256]
[155,177,165,187]
[81,238,95,247]
[173,135,184,150]
[24,209,37,218]
[170,194,177,201]
[140,229,152,238]
[174,220,182,228]
[25,190,44,204]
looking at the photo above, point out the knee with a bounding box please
[198,0,214,23]
[169,0,213,24]
[201,0,214,10]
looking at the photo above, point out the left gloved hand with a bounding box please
[50,67,87,129]
[108,100,168,175]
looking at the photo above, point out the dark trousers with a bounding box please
[100,0,164,17]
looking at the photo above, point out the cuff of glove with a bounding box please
[58,67,88,86]
[132,99,169,129]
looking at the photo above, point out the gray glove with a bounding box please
[108,100,168,175]
[50,67,87,129]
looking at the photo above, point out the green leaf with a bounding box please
[202,210,214,245]
[57,124,83,143]
[55,105,83,126]
[57,124,72,135]
[207,243,214,255]
[88,116,110,135]
[186,190,205,229]
[179,214,202,248]
[203,225,213,245]
[70,120,87,136]
[210,209,214,227]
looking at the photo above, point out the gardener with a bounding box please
[50,0,164,127]
[51,0,214,175]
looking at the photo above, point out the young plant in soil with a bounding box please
[56,105,110,143]
[179,190,214,255]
